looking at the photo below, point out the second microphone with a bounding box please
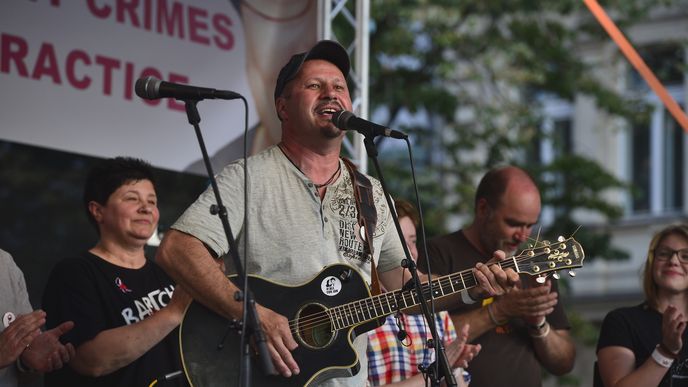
[135,77,242,101]
[331,111,408,139]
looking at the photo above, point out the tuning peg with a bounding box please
[536,275,547,284]
[552,272,561,280]
[568,270,576,277]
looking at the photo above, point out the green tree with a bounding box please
[330,0,672,257]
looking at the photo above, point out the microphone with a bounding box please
[331,110,408,139]
[135,76,242,101]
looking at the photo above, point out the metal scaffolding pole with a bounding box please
[318,0,370,173]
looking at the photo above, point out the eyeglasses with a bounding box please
[654,247,688,263]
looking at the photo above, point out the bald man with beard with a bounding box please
[418,166,576,387]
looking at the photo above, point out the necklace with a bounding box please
[314,162,341,188]
[278,144,341,188]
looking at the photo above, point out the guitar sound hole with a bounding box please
[296,303,334,349]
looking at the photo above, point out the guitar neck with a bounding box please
[327,237,583,331]
[328,260,513,331]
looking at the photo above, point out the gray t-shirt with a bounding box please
[0,249,33,387]
[173,145,405,386]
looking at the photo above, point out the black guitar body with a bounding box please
[179,237,587,386]
[180,264,377,387]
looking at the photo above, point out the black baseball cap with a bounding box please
[273,40,350,100]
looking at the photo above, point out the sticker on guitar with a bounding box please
[321,276,342,296]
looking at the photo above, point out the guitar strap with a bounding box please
[342,158,382,296]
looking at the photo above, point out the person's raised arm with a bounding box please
[486,278,575,375]
[440,252,525,343]
[598,346,673,387]
[598,305,684,387]
[407,250,520,316]
[528,323,575,375]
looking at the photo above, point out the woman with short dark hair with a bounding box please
[42,157,190,387]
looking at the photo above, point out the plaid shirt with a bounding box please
[366,311,457,385]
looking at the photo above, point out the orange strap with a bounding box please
[583,0,688,133]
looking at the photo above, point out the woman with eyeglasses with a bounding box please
[596,224,688,387]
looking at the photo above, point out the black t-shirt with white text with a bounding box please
[42,252,186,387]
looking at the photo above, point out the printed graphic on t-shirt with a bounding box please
[115,277,133,293]
[370,181,388,237]
[335,203,366,262]
[329,178,366,263]
[120,285,175,325]
[328,172,391,266]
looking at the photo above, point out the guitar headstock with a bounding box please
[512,236,585,281]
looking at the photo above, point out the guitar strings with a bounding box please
[287,240,575,333]
[287,269,482,333]
[287,256,523,333]
[285,244,564,333]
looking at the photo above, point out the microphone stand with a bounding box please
[183,100,276,387]
[360,134,456,387]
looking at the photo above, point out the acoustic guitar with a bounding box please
[180,237,584,386]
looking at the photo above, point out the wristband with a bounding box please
[651,346,674,368]
[461,290,477,305]
[487,303,507,326]
[529,321,550,338]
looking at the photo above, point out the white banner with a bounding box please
[0,0,318,172]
